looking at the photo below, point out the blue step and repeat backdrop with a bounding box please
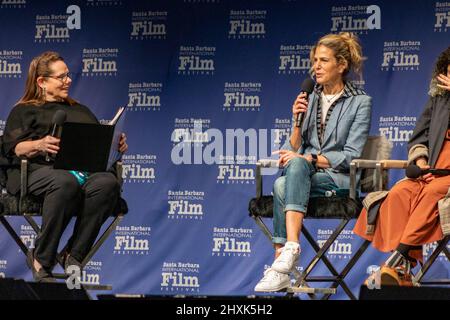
[0,0,449,299]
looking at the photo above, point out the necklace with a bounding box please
[322,89,343,103]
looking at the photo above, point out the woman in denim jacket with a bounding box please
[255,32,372,292]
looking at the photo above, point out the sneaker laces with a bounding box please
[261,268,285,283]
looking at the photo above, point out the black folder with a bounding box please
[54,107,126,172]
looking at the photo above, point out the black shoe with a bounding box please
[64,255,83,275]
[26,249,56,283]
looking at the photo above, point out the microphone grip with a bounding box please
[295,113,304,128]
[44,124,58,162]
[295,92,309,128]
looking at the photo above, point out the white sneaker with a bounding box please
[271,241,300,274]
[254,268,291,292]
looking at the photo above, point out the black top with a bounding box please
[2,101,98,194]
[408,93,450,167]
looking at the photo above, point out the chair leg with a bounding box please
[297,220,358,300]
[322,239,371,300]
[413,236,450,285]
[0,216,29,255]
[251,216,273,243]
[49,216,124,289]
[24,215,41,234]
[300,225,341,279]
[443,245,450,261]
[81,214,124,267]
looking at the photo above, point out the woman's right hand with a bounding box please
[416,158,434,183]
[292,92,308,119]
[35,135,60,155]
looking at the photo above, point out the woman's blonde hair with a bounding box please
[429,46,450,97]
[310,32,365,80]
[16,51,76,106]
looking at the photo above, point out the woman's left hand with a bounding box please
[118,133,128,153]
[437,73,450,92]
[273,149,306,167]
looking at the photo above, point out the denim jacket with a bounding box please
[283,82,372,189]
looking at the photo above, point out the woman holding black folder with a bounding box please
[2,51,128,282]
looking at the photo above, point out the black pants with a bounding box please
[28,167,120,269]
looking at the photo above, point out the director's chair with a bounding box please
[249,136,393,299]
[0,136,128,290]
[412,236,450,286]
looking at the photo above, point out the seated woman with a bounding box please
[2,51,128,282]
[255,32,372,292]
[354,46,450,286]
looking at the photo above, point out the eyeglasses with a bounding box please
[44,72,72,82]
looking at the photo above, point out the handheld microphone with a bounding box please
[405,164,450,179]
[45,110,66,162]
[296,78,315,128]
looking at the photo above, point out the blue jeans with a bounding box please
[272,157,338,245]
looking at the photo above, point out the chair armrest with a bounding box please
[379,160,408,169]
[256,159,280,198]
[350,159,385,199]
[19,159,29,214]
[351,159,382,168]
[20,159,28,198]
[256,159,280,168]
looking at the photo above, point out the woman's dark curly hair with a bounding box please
[429,46,450,97]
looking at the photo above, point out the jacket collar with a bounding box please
[313,81,366,98]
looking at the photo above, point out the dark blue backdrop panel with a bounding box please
[0,0,449,299]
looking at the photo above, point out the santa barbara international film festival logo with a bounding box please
[0,50,22,79]
[177,46,215,75]
[223,82,262,112]
[273,118,291,148]
[161,262,200,293]
[423,242,450,262]
[127,82,162,112]
[378,115,416,146]
[217,155,256,185]
[435,2,450,32]
[78,260,103,286]
[212,227,252,257]
[381,41,421,72]
[0,0,26,9]
[130,11,167,40]
[121,153,156,184]
[20,224,36,249]
[82,48,118,77]
[171,121,281,181]
[278,44,312,75]
[228,9,266,39]
[35,13,71,43]
[113,225,151,255]
[167,190,205,220]
[330,4,381,34]
[171,117,211,147]
[317,228,354,259]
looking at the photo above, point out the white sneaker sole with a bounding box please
[254,281,290,292]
